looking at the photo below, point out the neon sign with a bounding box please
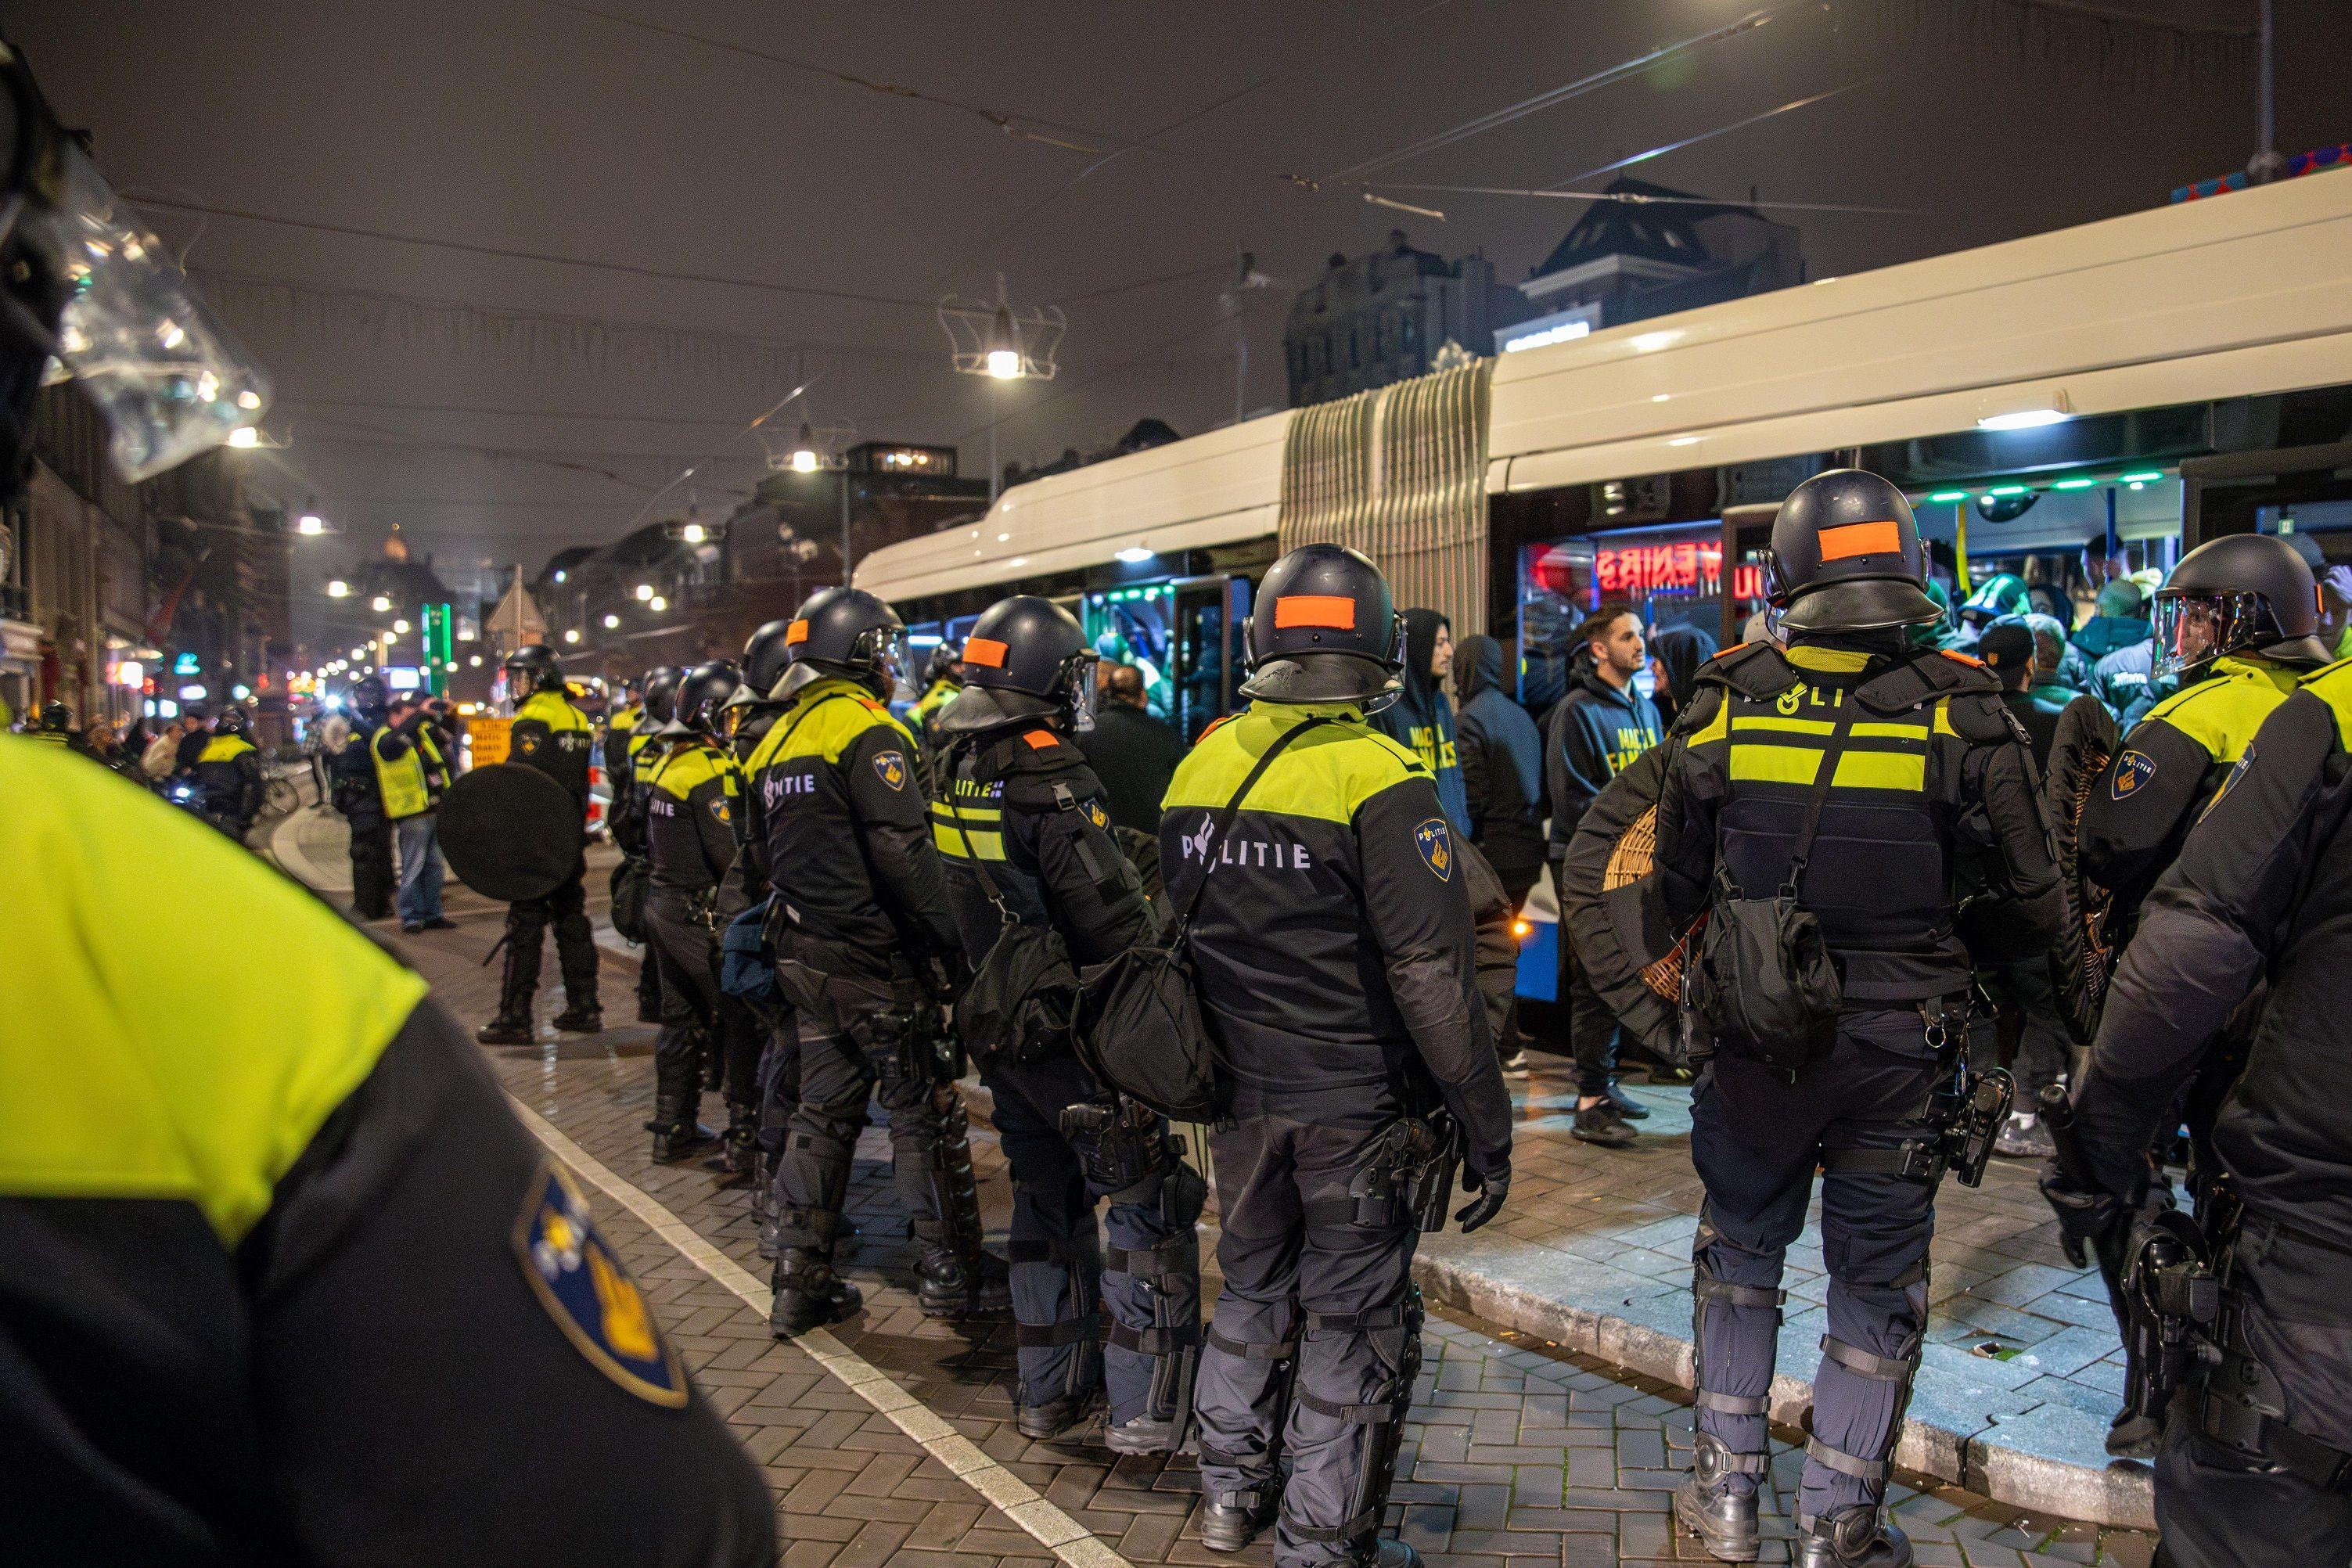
[1595,543,1763,601]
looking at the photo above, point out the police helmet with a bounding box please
[502,642,566,694]
[2152,532,2332,678]
[771,587,908,702]
[38,699,68,731]
[1764,469,1942,635]
[1238,542,1405,709]
[725,618,797,713]
[936,596,1097,738]
[349,674,389,722]
[661,660,742,737]
[922,642,962,688]
[214,706,250,737]
[639,665,683,726]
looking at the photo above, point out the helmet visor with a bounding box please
[2152,590,2260,679]
[29,145,271,481]
[872,626,911,692]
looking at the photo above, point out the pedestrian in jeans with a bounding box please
[375,694,453,933]
[1544,605,1663,1147]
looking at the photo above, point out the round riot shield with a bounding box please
[2045,693,2122,1045]
[437,763,582,901]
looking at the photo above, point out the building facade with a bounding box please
[1285,231,1532,408]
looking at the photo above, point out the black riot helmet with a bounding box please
[38,699,68,731]
[936,595,1098,738]
[662,660,742,738]
[728,618,797,715]
[502,642,566,696]
[922,642,962,688]
[1764,469,1942,635]
[349,673,389,722]
[1238,542,1405,710]
[639,664,683,725]
[214,706,250,738]
[2152,532,2332,677]
[772,586,908,702]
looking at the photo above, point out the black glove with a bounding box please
[2037,1160,2124,1268]
[1454,1169,1509,1235]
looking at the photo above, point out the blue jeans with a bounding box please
[396,812,445,926]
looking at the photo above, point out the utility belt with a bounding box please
[1339,1110,1462,1235]
[2160,1192,2352,1491]
[772,933,963,1084]
[1818,995,2011,1190]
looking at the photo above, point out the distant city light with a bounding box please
[602,613,620,629]
[392,618,411,635]
[1500,319,1592,354]
[297,512,325,536]
[371,595,390,613]
[563,628,581,644]
[680,521,706,544]
[326,579,350,598]
[635,583,653,601]
[648,595,667,613]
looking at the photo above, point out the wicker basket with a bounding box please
[1602,804,1692,1002]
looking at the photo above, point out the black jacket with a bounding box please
[1453,635,1546,891]
[1545,661,1663,862]
[1649,624,1719,733]
[1370,608,1471,834]
[1074,700,1187,836]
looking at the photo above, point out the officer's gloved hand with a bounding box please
[2037,1161,2123,1268]
[1454,1169,1509,1234]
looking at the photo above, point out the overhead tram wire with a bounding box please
[1546,81,1875,189]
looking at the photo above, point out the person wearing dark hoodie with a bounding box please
[1545,603,1663,1147]
[2071,577,2151,662]
[1454,633,1546,1076]
[1372,607,1472,834]
[1647,623,1719,734]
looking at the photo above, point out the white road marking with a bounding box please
[507,1099,1135,1568]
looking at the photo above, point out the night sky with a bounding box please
[16,1,2346,581]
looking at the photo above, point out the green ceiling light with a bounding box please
[2052,477,2097,491]
[1926,490,1969,503]
[1985,485,2029,498]
[2120,470,2165,484]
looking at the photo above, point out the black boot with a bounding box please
[1198,1487,1278,1553]
[1016,1385,1102,1441]
[635,957,662,1024]
[480,920,540,1044]
[1674,1435,1764,1563]
[717,1105,760,1175]
[916,1239,1013,1318]
[649,1119,717,1163]
[647,1054,714,1163]
[770,1251,861,1335]
[1793,1506,1913,1568]
[551,1002,602,1034]
[476,1014,533,1045]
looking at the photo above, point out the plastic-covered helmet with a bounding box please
[502,642,566,693]
[349,674,389,721]
[937,595,1098,737]
[772,586,908,701]
[1236,543,1405,709]
[2152,532,2332,677]
[727,618,797,712]
[1958,571,2031,633]
[639,665,683,725]
[1764,469,1940,635]
[662,660,743,737]
[38,699,69,731]
[214,706,250,737]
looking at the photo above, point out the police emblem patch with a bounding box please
[2111,749,2158,801]
[1415,817,1453,881]
[708,796,732,824]
[512,1160,688,1408]
[872,750,908,790]
[516,731,541,755]
[1088,800,1109,829]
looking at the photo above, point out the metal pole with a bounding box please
[989,419,999,503]
[2258,0,2276,167]
[840,469,853,587]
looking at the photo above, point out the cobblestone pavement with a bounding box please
[281,830,2158,1568]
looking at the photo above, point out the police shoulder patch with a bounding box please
[708,795,732,824]
[872,750,908,790]
[512,1160,688,1408]
[516,731,541,754]
[2110,749,2158,801]
[1088,799,1109,830]
[1414,816,1453,881]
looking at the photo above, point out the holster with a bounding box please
[1061,1096,1169,1197]
[1347,1117,1454,1232]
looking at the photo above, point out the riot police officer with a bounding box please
[1166,544,1512,1568]
[2043,656,2352,1567]
[633,661,762,1169]
[721,620,800,1239]
[738,588,1009,1332]
[479,645,602,1043]
[931,596,1201,1446]
[2080,533,2333,926]
[193,705,264,840]
[333,675,397,919]
[616,666,684,1025]
[28,698,77,750]
[0,33,773,1558]
[908,641,963,753]
[1645,470,2063,1566]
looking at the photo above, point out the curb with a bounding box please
[1412,1246,2157,1530]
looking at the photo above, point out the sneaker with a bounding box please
[1606,1081,1652,1120]
[1498,1047,1530,1077]
[1571,1099,1638,1149]
[400,922,424,934]
[1994,1111,2056,1160]
[422,916,457,930]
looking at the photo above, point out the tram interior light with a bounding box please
[2052,477,2097,491]
[1984,485,2029,498]
[1114,546,1156,563]
[1977,408,2072,431]
[2120,471,2165,484]
[1926,491,1969,503]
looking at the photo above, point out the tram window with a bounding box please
[1518,521,1766,714]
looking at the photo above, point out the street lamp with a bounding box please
[393,617,411,635]
[602,613,620,629]
[634,583,653,602]
[563,628,581,645]
[371,595,390,613]
[789,422,822,474]
[648,595,667,613]
[326,579,349,598]
[297,510,325,536]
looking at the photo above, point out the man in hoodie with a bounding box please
[1545,604,1663,1147]
[1647,624,1719,734]
[1455,633,1546,1075]
[2072,578,2150,663]
[1372,609,1471,834]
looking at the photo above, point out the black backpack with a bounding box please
[1684,707,1848,1071]
[937,763,1082,1070]
[1076,716,1330,1120]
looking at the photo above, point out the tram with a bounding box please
[858,167,2352,1002]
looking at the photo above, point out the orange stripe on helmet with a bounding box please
[785,619,810,645]
[962,637,1009,668]
[1817,520,1904,562]
[1273,595,1358,630]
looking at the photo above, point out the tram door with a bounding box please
[1171,575,1250,744]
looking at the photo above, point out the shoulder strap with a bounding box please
[766,689,861,765]
[1782,707,1854,898]
[940,742,1011,919]
[1175,714,1334,941]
